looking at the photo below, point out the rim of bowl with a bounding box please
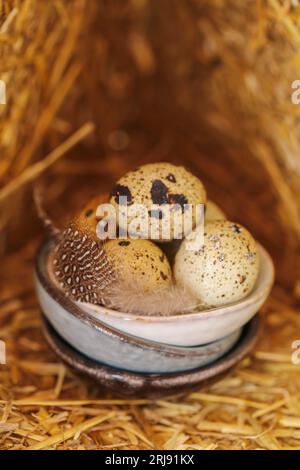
[36,238,274,328]
[78,243,275,323]
[35,239,244,356]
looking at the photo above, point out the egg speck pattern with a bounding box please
[109,163,207,241]
[174,220,260,307]
[104,238,172,292]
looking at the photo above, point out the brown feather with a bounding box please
[50,222,116,305]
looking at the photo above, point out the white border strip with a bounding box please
[0,340,6,365]
[0,80,6,104]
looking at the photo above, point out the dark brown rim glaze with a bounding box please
[36,239,242,359]
[42,315,260,398]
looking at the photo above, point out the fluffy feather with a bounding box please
[103,281,202,316]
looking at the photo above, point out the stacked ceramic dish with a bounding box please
[34,162,274,387]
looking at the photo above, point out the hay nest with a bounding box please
[0,0,91,251]
[1,0,300,451]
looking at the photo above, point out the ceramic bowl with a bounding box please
[78,244,273,346]
[35,241,244,374]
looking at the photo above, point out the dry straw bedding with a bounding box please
[0,241,300,450]
[1,0,300,451]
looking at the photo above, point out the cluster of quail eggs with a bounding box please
[91,162,260,309]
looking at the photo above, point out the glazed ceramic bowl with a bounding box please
[79,244,274,346]
[35,240,244,374]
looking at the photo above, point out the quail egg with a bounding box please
[174,220,260,307]
[104,238,172,292]
[109,163,206,242]
[205,200,226,222]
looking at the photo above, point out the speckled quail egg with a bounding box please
[174,220,260,307]
[205,200,226,222]
[109,163,207,242]
[104,238,172,292]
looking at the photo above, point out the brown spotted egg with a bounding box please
[109,163,207,242]
[174,221,260,307]
[104,238,172,292]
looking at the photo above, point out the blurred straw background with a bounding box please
[1,0,300,450]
